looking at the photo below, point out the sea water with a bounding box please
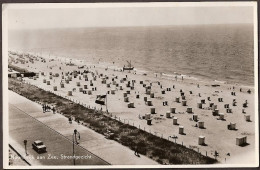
[9,24,254,86]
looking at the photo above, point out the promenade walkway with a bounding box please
[8,90,158,165]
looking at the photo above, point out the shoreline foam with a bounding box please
[13,50,254,88]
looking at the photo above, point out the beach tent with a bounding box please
[198,121,204,128]
[95,95,107,105]
[145,113,151,120]
[228,122,236,130]
[219,113,225,120]
[212,109,219,116]
[53,86,57,91]
[244,115,250,121]
[147,119,152,125]
[198,136,205,145]
[111,89,116,94]
[173,117,178,125]
[236,136,247,146]
[166,111,171,118]
[193,114,198,121]
[67,91,72,96]
[124,97,129,102]
[197,103,202,109]
[187,107,192,113]
[147,100,152,106]
[179,126,184,134]
[170,108,176,113]
[150,108,156,114]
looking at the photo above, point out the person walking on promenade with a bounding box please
[42,104,45,113]
[52,107,56,114]
[47,105,50,112]
[134,146,139,156]
[45,105,49,112]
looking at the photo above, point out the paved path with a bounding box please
[9,104,109,165]
[9,145,30,166]
[9,90,158,165]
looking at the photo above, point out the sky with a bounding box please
[7,4,254,30]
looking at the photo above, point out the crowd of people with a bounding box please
[42,104,56,113]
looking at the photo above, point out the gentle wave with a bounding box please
[9,25,254,86]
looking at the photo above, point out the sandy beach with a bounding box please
[8,52,256,164]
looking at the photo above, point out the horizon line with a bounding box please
[9,23,253,31]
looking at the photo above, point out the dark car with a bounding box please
[32,140,47,153]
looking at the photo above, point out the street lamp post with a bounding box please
[72,129,76,165]
[72,129,80,165]
[23,140,28,156]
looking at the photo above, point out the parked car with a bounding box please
[32,140,47,153]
